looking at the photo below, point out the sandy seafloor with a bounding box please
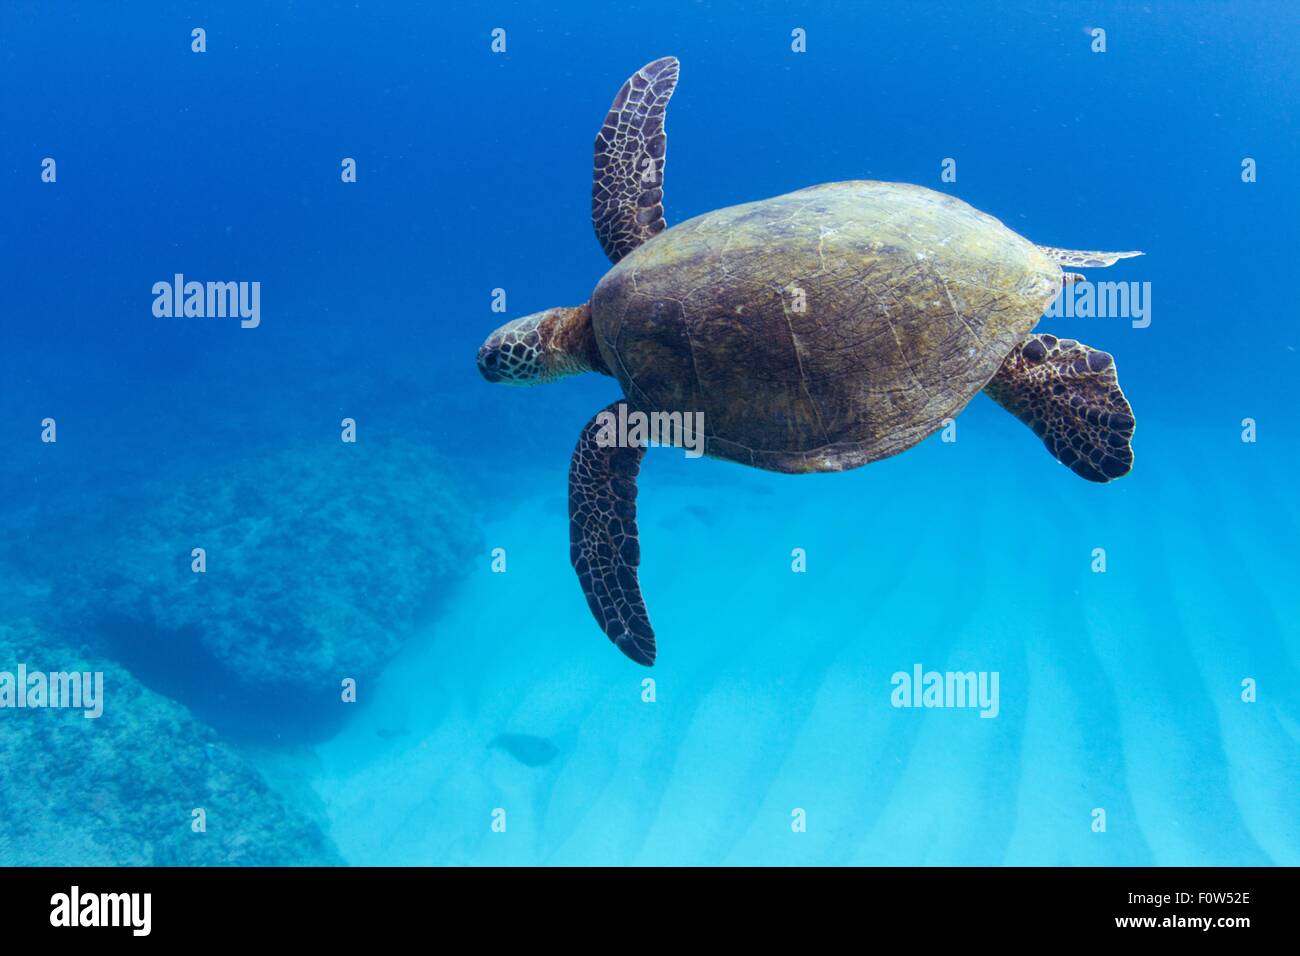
[277,414,1299,866]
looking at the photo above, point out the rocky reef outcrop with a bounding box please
[60,436,480,738]
[0,619,341,866]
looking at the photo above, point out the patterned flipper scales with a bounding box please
[591,56,680,265]
[1037,245,1144,268]
[984,335,1135,483]
[569,402,655,665]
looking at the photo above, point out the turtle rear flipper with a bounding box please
[984,335,1135,483]
[569,402,656,665]
[1037,245,1143,268]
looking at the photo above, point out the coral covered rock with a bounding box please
[65,437,480,734]
[0,620,342,865]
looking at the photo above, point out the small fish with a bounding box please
[685,504,718,527]
[489,733,559,767]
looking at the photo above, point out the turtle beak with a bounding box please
[477,338,505,383]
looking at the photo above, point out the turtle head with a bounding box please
[477,303,606,386]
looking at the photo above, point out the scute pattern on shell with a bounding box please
[591,181,1062,473]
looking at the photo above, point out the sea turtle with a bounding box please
[476,57,1141,666]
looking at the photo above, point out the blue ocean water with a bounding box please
[1,1,1297,865]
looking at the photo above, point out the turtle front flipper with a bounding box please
[984,335,1135,483]
[592,56,680,264]
[569,402,656,665]
[1037,245,1143,268]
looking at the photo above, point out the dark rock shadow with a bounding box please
[91,612,351,745]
